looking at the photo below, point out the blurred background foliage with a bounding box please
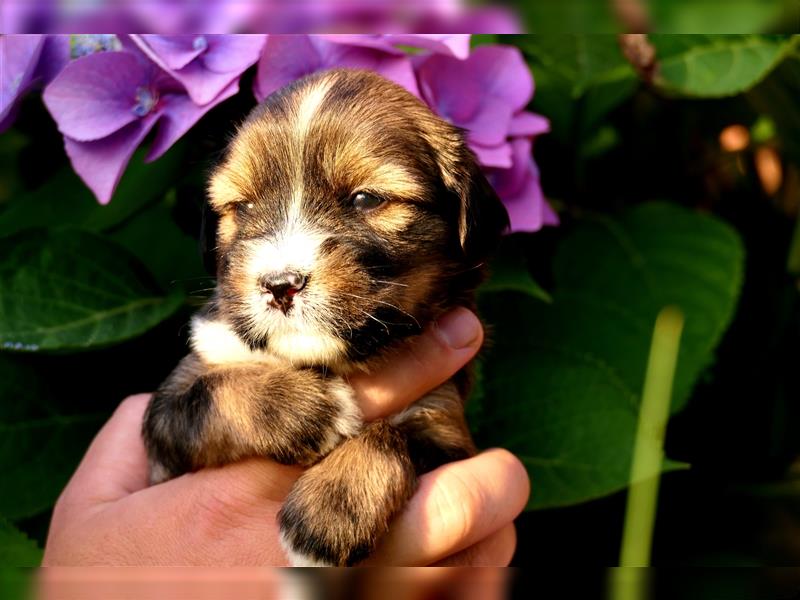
[1,33,800,567]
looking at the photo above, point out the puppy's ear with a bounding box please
[448,153,509,263]
[200,200,218,276]
[425,124,509,263]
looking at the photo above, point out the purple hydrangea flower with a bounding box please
[416,45,532,167]
[129,34,266,105]
[0,36,45,132]
[3,0,522,34]
[318,34,471,60]
[248,1,521,35]
[415,6,522,34]
[43,48,236,204]
[1,34,69,132]
[415,45,555,231]
[127,0,260,35]
[254,34,420,101]
[485,137,557,231]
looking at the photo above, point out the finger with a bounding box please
[432,524,517,567]
[349,307,484,421]
[60,394,152,509]
[369,448,530,566]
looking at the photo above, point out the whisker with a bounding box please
[358,309,391,334]
[341,292,422,330]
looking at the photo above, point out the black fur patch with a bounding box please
[143,375,215,475]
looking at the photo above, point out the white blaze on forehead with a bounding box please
[293,75,335,141]
[289,75,335,226]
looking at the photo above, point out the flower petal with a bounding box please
[467,45,533,113]
[64,113,159,204]
[419,8,522,35]
[132,34,265,105]
[387,34,471,59]
[33,35,71,85]
[134,35,207,70]
[146,79,239,162]
[255,35,419,100]
[502,171,549,232]
[43,51,151,142]
[319,35,405,55]
[201,34,267,74]
[469,141,513,169]
[485,138,557,232]
[0,34,45,123]
[464,96,514,147]
[509,111,550,137]
[254,35,321,101]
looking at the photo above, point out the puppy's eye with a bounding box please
[234,201,254,216]
[351,192,384,211]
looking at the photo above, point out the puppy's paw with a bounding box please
[316,377,362,455]
[277,421,417,566]
[278,476,375,567]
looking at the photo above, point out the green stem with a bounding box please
[619,306,684,568]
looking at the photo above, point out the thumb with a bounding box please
[349,307,484,421]
[60,394,152,508]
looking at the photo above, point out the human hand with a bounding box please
[42,308,530,566]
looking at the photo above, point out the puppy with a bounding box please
[143,68,509,566]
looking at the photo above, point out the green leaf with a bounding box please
[512,35,638,142]
[480,254,552,303]
[0,520,42,566]
[649,0,790,34]
[476,202,744,509]
[109,192,208,293]
[519,2,619,34]
[0,144,184,238]
[651,35,795,97]
[0,229,184,352]
[0,413,102,520]
[0,355,105,520]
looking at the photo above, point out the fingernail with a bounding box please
[436,308,481,349]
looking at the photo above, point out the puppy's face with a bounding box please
[208,69,508,369]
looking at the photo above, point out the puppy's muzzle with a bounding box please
[259,270,308,314]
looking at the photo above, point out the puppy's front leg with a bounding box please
[279,382,474,566]
[142,353,361,483]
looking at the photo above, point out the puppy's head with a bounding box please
[208,69,508,368]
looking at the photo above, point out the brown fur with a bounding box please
[143,68,509,565]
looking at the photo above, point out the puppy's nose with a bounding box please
[259,271,307,313]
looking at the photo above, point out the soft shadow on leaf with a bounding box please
[651,35,796,98]
[0,355,104,521]
[476,202,744,510]
[480,241,552,303]
[0,229,184,352]
[110,194,208,294]
[511,35,638,142]
[649,0,791,34]
[0,144,184,238]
